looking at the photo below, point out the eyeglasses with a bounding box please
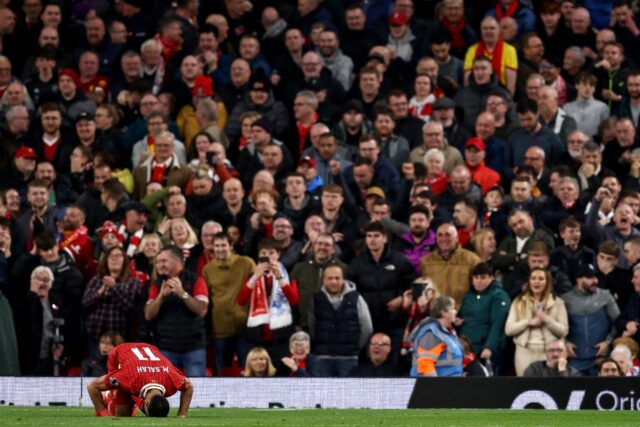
[546,348,564,353]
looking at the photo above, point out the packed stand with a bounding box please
[3,0,640,379]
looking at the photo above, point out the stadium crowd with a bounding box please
[2,0,640,379]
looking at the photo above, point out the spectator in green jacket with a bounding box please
[457,262,511,373]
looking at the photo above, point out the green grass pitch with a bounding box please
[0,407,637,426]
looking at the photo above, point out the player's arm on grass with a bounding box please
[87,375,110,416]
[177,379,194,418]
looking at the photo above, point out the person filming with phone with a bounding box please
[237,238,299,366]
[400,277,439,356]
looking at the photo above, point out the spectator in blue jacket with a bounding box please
[562,263,620,376]
[409,295,464,377]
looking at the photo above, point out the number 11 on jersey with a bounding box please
[131,346,161,361]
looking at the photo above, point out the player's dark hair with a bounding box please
[147,394,170,417]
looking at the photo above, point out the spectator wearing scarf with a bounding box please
[464,16,518,95]
[237,238,299,366]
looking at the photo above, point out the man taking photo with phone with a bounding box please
[237,238,299,366]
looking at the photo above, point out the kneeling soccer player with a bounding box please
[87,342,193,417]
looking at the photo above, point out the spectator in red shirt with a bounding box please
[78,51,109,104]
[452,198,479,248]
[464,137,501,194]
[28,102,74,173]
[59,204,93,271]
[237,238,299,366]
[87,342,194,417]
[144,245,209,377]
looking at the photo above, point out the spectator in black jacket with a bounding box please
[597,241,633,313]
[503,241,572,300]
[309,264,372,377]
[280,331,320,377]
[616,264,640,343]
[345,221,416,361]
[15,266,64,375]
[550,217,595,285]
[11,179,60,259]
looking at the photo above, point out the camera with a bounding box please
[258,256,270,264]
[158,274,168,283]
[50,318,65,344]
[50,317,65,376]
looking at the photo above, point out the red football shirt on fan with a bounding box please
[104,343,187,398]
[147,277,209,303]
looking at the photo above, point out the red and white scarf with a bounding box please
[119,222,144,257]
[247,263,292,330]
[409,94,436,122]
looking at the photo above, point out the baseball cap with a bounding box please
[576,263,597,278]
[343,99,364,114]
[298,156,316,168]
[432,97,455,111]
[16,146,37,159]
[389,11,409,26]
[75,111,95,124]
[365,186,386,200]
[250,73,270,92]
[465,137,486,151]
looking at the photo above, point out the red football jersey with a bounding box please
[104,343,187,398]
